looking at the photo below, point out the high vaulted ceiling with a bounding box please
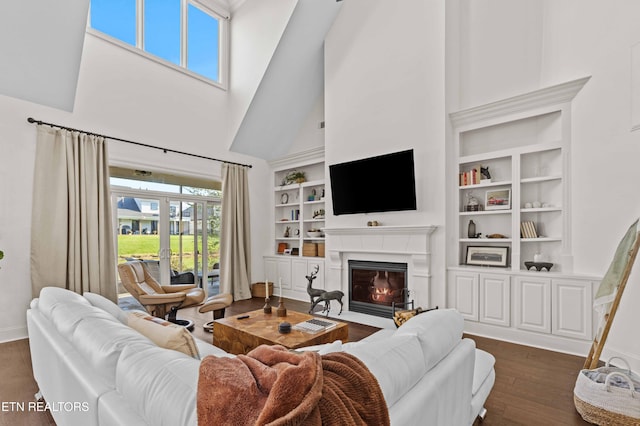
[230,0,343,160]
[0,0,342,162]
[0,0,90,111]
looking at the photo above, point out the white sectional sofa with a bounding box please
[26,287,495,425]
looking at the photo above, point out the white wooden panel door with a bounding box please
[552,279,593,340]
[292,258,308,292]
[514,276,551,333]
[264,258,278,285]
[449,271,479,321]
[479,273,511,327]
[277,258,292,290]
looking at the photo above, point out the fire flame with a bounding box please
[370,286,394,302]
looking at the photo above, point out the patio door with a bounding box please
[112,190,220,296]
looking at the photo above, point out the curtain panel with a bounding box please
[219,163,252,301]
[31,126,116,301]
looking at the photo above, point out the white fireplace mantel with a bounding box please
[323,225,436,236]
[322,225,437,310]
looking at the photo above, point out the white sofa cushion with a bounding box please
[49,301,120,338]
[37,286,91,319]
[344,334,426,407]
[84,292,129,324]
[71,312,155,384]
[394,308,464,371]
[116,343,199,426]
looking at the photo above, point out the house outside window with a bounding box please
[88,0,228,88]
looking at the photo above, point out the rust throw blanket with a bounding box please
[197,345,389,426]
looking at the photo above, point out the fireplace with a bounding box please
[349,260,408,318]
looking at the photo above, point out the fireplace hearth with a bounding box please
[349,260,408,318]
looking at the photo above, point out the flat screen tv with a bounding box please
[329,149,417,216]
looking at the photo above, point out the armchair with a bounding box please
[117,261,205,330]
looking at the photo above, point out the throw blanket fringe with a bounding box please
[197,345,389,426]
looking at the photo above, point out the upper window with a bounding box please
[89,0,227,87]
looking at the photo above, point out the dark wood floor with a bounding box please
[2,297,589,425]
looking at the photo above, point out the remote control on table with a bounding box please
[237,315,250,319]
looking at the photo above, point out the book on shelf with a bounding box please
[520,220,538,238]
[459,166,482,186]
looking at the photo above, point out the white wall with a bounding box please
[324,0,447,309]
[0,24,275,342]
[458,0,544,107]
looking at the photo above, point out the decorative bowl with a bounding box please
[306,231,323,238]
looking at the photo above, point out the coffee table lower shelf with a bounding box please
[212,309,348,355]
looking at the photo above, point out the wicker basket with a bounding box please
[303,243,318,257]
[317,243,325,257]
[574,357,640,425]
[251,282,274,298]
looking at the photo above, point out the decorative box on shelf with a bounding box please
[303,243,318,257]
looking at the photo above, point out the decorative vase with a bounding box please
[468,220,476,238]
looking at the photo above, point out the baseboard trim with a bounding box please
[463,321,592,357]
[0,325,28,343]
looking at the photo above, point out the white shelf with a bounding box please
[459,180,512,189]
[520,207,562,213]
[459,238,512,243]
[275,184,300,192]
[521,237,562,242]
[304,219,325,223]
[303,200,325,205]
[520,176,562,184]
[459,210,512,216]
[301,179,324,187]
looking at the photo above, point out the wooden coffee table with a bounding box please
[212,309,348,355]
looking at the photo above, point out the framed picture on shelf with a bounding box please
[466,246,509,267]
[484,189,511,210]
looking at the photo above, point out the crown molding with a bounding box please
[449,76,591,128]
[268,146,325,170]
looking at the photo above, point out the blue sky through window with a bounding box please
[145,0,181,66]
[91,0,136,46]
[90,0,222,83]
[188,4,219,81]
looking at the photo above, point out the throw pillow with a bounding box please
[127,311,200,359]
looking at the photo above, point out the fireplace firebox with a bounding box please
[348,260,408,318]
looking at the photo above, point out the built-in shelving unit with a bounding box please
[265,147,327,301]
[274,177,325,257]
[450,78,591,273]
[446,77,599,354]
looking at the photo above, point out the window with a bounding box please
[89,0,227,87]
[111,174,222,297]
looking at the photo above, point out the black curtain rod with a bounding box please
[26,117,252,168]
